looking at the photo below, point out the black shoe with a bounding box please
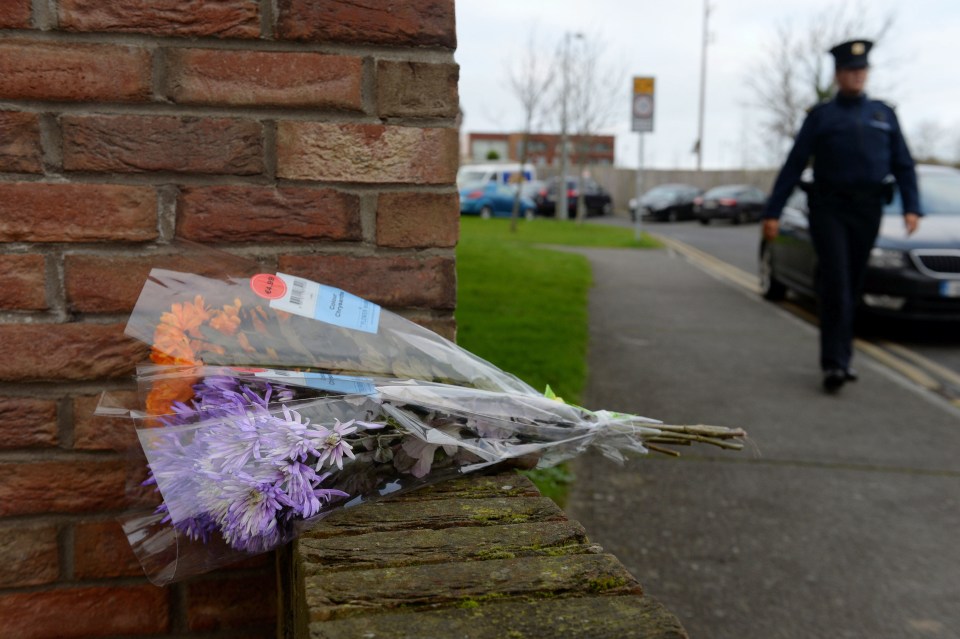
[844,368,858,382]
[823,369,846,393]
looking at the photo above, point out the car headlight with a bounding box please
[868,248,907,269]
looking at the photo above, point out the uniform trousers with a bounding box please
[808,193,883,371]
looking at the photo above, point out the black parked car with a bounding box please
[759,164,960,321]
[536,176,613,217]
[695,184,767,225]
[630,184,701,222]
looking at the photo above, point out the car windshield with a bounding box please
[457,170,490,186]
[704,185,742,198]
[885,171,960,216]
[646,185,683,197]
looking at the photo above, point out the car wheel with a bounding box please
[667,209,678,223]
[733,211,748,225]
[699,217,710,225]
[480,206,493,219]
[524,209,535,221]
[602,202,612,216]
[759,244,787,301]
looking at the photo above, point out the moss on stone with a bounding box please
[586,575,629,593]
[468,507,531,524]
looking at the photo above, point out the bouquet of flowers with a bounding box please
[101,245,745,585]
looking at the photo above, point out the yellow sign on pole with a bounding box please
[633,77,655,94]
[632,76,655,133]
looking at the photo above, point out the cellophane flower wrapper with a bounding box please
[104,247,745,585]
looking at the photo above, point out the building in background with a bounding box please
[466,132,615,166]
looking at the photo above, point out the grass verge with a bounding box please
[455,217,659,504]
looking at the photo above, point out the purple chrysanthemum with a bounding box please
[143,378,394,552]
[313,419,359,470]
[215,469,287,552]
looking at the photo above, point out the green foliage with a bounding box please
[485,149,501,160]
[460,217,661,250]
[519,465,575,508]
[456,217,658,505]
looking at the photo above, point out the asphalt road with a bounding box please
[563,242,960,639]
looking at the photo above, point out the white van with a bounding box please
[457,162,537,188]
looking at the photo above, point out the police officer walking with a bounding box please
[762,39,921,393]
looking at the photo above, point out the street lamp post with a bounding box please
[558,31,583,221]
[695,0,711,172]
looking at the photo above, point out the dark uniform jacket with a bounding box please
[762,92,921,219]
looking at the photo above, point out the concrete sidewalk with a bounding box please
[565,246,960,639]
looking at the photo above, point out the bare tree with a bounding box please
[504,28,555,231]
[911,119,948,164]
[566,36,623,222]
[748,1,895,158]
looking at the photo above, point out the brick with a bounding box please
[0,40,151,102]
[277,122,458,184]
[0,585,169,638]
[64,255,160,314]
[167,49,363,109]
[186,572,277,632]
[73,519,143,579]
[177,185,362,243]
[73,393,139,450]
[64,251,247,314]
[0,396,58,448]
[0,323,148,382]
[62,114,263,175]
[278,254,456,309]
[0,254,47,310]
[0,523,59,587]
[408,314,456,341]
[277,0,456,48]
[59,0,258,38]
[0,182,157,242]
[0,0,31,28]
[0,111,43,173]
[377,192,459,248]
[0,458,128,516]
[377,60,459,118]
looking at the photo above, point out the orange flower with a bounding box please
[145,376,196,420]
[236,331,255,353]
[210,298,242,336]
[159,295,210,339]
[152,323,198,365]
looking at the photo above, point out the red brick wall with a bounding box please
[0,1,459,637]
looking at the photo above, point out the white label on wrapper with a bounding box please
[257,272,381,334]
[251,368,376,395]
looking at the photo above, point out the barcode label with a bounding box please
[268,272,380,334]
[289,279,306,307]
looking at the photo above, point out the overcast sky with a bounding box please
[455,0,960,170]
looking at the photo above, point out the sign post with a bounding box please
[631,76,655,241]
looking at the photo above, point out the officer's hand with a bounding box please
[762,219,780,242]
[904,213,920,236]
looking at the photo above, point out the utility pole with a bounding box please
[696,0,711,172]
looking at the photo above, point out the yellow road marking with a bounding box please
[655,234,760,293]
[653,232,959,399]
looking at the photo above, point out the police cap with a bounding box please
[829,39,873,70]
